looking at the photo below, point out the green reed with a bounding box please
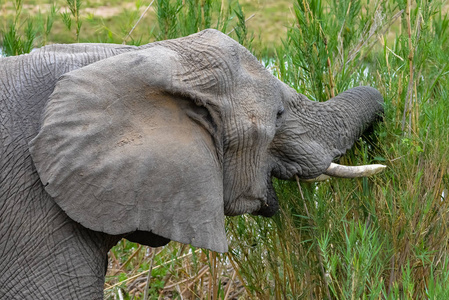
[227,0,449,298]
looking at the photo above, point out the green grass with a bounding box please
[2,0,449,298]
[0,0,294,52]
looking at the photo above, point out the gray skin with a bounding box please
[0,29,383,299]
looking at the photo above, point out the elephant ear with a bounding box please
[29,30,238,253]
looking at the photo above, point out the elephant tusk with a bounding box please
[300,174,332,182]
[324,162,386,178]
[301,163,386,182]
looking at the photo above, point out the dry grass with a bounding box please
[104,241,248,299]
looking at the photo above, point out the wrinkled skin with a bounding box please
[0,29,383,299]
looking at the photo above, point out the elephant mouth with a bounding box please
[225,177,279,217]
[252,177,279,217]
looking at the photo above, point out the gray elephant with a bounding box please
[0,29,383,299]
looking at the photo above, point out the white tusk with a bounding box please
[301,174,332,182]
[324,162,386,178]
[298,163,386,182]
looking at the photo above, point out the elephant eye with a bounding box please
[276,107,285,119]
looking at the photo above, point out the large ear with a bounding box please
[29,30,241,253]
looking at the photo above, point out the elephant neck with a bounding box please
[0,185,120,300]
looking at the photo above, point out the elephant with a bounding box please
[0,29,384,299]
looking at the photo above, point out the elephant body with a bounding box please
[1,44,135,299]
[0,29,383,299]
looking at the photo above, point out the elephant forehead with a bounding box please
[234,73,283,109]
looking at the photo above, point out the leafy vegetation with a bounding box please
[1,0,448,298]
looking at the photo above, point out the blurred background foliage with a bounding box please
[1,0,449,298]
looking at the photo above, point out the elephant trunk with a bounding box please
[276,86,384,180]
[307,86,384,177]
[319,86,384,146]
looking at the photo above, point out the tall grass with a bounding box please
[61,0,83,42]
[2,0,449,298]
[1,0,37,56]
[228,0,449,298]
[0,0,251,53]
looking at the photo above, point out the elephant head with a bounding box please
[28,29,383,253]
